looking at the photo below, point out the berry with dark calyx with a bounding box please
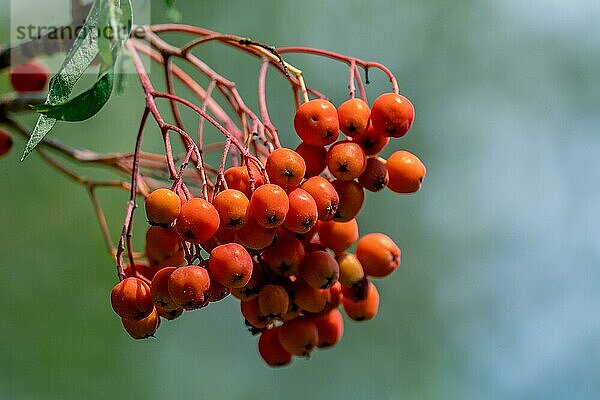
[352,124,390,156]
[241,297,270,329]
[342,280,380,321]
[145,188,181,226]
[358,157,389,192]
[249,184,290,228]
[175,198,220,244]
[370,93,415,138]
[111,277,154,321]
[332,180,364,222]
[121,307,160,339]
[283,188,318,234]
[150,267,178,310]
[300,176,339,221]
[300,250,340,289]
[212,189,250,230]
[265,148,306,188]
[258,284,290,319]
[386,150,426,194]
[208,243,253,289]
[278,317,319,357]
[337,98,370,137]
[167,265,211,310]
[231,262,266,301]
[262,234,305,277]
[293,278,331,313]
[326,141,367,181]
[294,99,340,146]
[356,233,401,277]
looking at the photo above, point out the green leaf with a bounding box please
[33,70,114,121]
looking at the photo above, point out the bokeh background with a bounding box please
[1,0,599,399]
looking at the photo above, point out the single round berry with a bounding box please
[342,280,380,321]
[213,189,250,230]
[175,198,220,244]
[356,233,401,277]
[224,164,265,198]
[249,184,290,228]
[258,284,290,318]
[370,93,415,137]
[262,234,305,277]
[300,250,340,289]
[121,307,160,339]
[317,219,359,254]
[293,278,331,313]
[167,265,211,310]
[241,297,270,329]
[145,188,181,226]
[258,327,292,367]
[111,277,154,321]
[145,226,181,263]
[235,217,277,250]
[332,180,364,222]
[265,148,306,188]
[300,176,339,221]
[283,188,318,234]
[313,308,344,348]
[358,157,389,192]
[150,266,178,310]
[0,130,14,158]
[10,60,50,92]
[295,142,327,177]
[294,99,340,146]
[352,124,390,156]
[386,150,426,193]
[336,252,365,288]
[326,141,367,181]
[208,243,253,289]
[337,98,371,137]
[278,317,319,357]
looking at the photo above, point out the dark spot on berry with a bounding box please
[277,263,291,273]
[303,219,314,229]
[184,230,195,240]
[363,139,374,149]
[267,215,279,224]
[386,127,396,135]
[283,168,294,177]
[347,124,356,132]
[228,218,243,227]
[355,316,366,321]
[337,163,349,173]
[374,178,386,190]
[320,275,335,289]
[155,299,169,307]
[232,273,244,282]
[311,116,318,122]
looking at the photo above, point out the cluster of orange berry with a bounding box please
[110,92,426,367]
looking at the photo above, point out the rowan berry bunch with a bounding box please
[1,19,425,367]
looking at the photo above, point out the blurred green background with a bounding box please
[1,0,599,399]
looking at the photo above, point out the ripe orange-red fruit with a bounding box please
[145,226,181,263]
[300,250,340,289]
[208,243,253,288]
[278,317,319,357]
[167,265,211,310]
[337,98,371,137]
[317,219,359,254]
[386,150,426,193]
[212,189,249,230]
[300,176,339,221]
[121,307,160,339]
[352,124,390,156]
[175,198,220,244]
[265,148,306,188]
[235,217,277,250]
[336,252,365,288]
[0,130,13,158]
[111,277,154,320]
[283,188,318,234]
[262,234,305,277]
[356,233,401,277]
[206,277,230,302]
[145,188,181,226]
[249,184,289,228]
[10,60,49,92]
[294,99,340,146]
[358,157,389,192]
[332,180,364,222]
[342,280,380,321]
[326,141,367,181]
[313,308,344,348]
[258,327,292,367]
[293,278,331,313]
[224,164,265,198]
[156,305,183,320]
[295,142,327,177]
[370,93,415,138]
[231,263,266,301]
[150,267,178,310]
[258,284,290,318]
[241,297,270,329]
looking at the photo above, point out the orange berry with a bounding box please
[249,184,289,228]
[313,308,344,348]
[283,188,318,234]
[0,129,13,158]
[265,148,306,188]
[167,265,211,310]
[262,234,305,277]
[342,280,379,321]
[370,93,415,138]
[111,277,154,321]
[145,188,181,226]
[258,327,292,367]
[326,141,367,181]
[212,189,249,230]
[294,99,340,146]
[336,253,365,288]
[150,267,178,310]
[241,297,270,329]
[175,198,220,244]
[300,176,339,221]
[156,305,183,320]
[145,226,181,263]
[278,317,319,357]
[358,157,389,192]
[258,284,290,318]
[121,307,160,339]
[332,180,364,222]
[231,263,266,301]
[300,250,340,289]
[317,219,359,254]
[208,243,253,288]
[295,142,327,177]
[293,278,331,313]
[327,281,343,311]
[224,164,265,198]
[337,98,371,137]
[206,278,230,302]
[10,60,49,92]
[386,150,426,193]
[235,217,277,250]
[352,124,390,156]
[356,233,400,277]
